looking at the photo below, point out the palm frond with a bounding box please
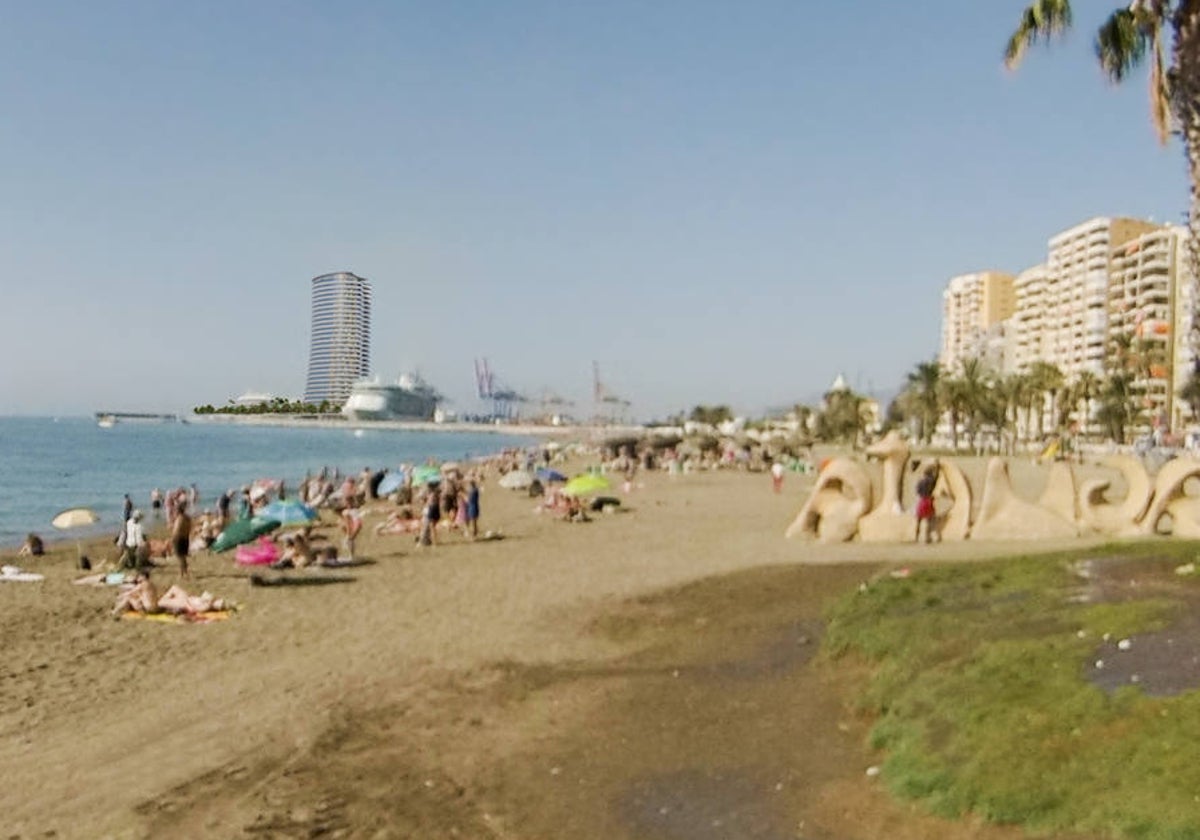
[1005,0,1074,70]
[1095,9,1148,82]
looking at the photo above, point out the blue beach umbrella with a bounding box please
[377,470,407,496]
[258,500,318,525]
[536,468,567,483]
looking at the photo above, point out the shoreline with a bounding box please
[186,414,647,439]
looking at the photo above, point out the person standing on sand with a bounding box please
[121,510,147,569]
[419,484,441,547]
[464,478,481,539]
[217,489,231,527]
[123,494,133,523]
[914,462,940,544]
[150,487,162,519]
[172,502,192,579]
[770,461,785,493]
[340,505,363,560]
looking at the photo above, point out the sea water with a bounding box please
[0,417,536,547]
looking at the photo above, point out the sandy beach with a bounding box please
[0,454,1117,839]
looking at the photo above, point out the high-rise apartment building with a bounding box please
[940,271,1016,374]
[303,272,372,405]
[1012,264,1049,374]
[1108,224,1193,429]
[1041,217,1158,380]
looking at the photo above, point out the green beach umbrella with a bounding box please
[562,474,610,497]
[412,465,442,486]
[212,516,281,553]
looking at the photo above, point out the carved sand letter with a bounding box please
[1078,455,1152,536]
[1137,457,1200,535]
[857,431,916,543]
[784,458,872,543]
[966,457,1077,541]
[934,460,972,541]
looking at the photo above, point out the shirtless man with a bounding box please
[172,503,193,579]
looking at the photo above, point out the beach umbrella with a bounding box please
[377,470,407,496]
[562,474,610,497]
[52,507,100,529]
[498,469,533,490]
[258,500,317,525]
[212,516,281,553]
[51,507,99,561]
[536,467,567,483]
[412,465,442,486]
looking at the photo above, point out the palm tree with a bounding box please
[816,388,871,449]
[905,360,943,444]
[1006,1,1200,357]
[955,358,994,452]
[938,376,969,452]
[1069,370,1101,437]
[1096,371,1139,443]
[1179,360,1200,423]
[1026,361,1065,440]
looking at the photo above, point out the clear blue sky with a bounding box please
[1,1,1187,420]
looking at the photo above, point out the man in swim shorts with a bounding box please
[172,503,192,579]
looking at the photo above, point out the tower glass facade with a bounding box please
[303,272,372,405]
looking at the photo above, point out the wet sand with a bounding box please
[0,457,1118,838]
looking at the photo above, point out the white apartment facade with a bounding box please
[1012,264,1049,375]
[1108,224,1194,430]
[940,215,1199,437]
[940,271,1015,375]
[1041,217,1158,381]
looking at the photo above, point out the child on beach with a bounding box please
[914,462,941,544]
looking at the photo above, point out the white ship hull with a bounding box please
[341,376,439,422]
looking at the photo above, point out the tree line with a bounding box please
[193,397,340,416]
[891,347,1200,453]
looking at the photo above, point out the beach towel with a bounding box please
[119,609,232,624]
[1,565,44,582]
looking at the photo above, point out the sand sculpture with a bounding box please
[786,431,1200,543]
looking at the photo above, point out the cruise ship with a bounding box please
[341,373,440,422]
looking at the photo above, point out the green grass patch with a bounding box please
[823,541,1200,839]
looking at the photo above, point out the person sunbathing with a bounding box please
[112,573,225,616]
[156,584,225,614]
[374,507,421,536]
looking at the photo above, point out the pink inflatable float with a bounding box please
[235,537,279,566]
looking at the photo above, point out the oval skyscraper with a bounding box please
[303,272,372,405]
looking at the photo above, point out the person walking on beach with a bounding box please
[122,494,133,523]
[914,462,940,544]
[770,461,785,494]
[464,478,481,539]
[419,484,441,547]
[121,510,147,569]
[150,488,162,519]
[172,502,192,579]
